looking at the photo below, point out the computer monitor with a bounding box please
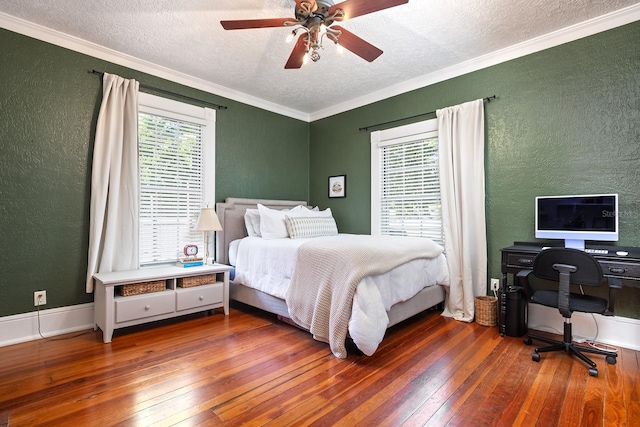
[535,194,618,250]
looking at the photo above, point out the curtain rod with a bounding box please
[90,70,228,110]
[358,95,496,132]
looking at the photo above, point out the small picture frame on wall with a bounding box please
[328,175,346,198]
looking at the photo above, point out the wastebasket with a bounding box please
[475,295,498,326]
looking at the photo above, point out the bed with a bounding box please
[215,198,449,358]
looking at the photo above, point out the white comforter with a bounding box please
[232,235,449,355]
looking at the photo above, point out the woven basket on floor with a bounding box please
[178,274,217,288]
[475,296,498,327]
[120,280,165,296]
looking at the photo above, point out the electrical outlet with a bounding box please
[34,290,47,306]
[490,279,500,292]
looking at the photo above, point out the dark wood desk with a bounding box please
[500,242,640,316]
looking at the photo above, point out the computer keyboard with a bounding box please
[585,248,609,254]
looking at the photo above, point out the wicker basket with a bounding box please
[120,280,165,296]
[475,296,498,327]
[178,274,217,288]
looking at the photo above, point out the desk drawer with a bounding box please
[176,283,223,311]
[506,253,536,269]
[600,261,640,280]
[115,291,174,323]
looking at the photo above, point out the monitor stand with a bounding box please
[564,239,585,251]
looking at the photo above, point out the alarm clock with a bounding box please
[183,244,198,257]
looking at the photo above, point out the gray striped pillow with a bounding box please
[285,216,338,239]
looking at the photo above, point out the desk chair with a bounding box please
[519,247,617,377]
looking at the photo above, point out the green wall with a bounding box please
[0,29,309,317]
[309,22,640,319]
[2,20,639,321]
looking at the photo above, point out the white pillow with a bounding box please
[228,239,241,266]
[299,207,333,218]
[257,204,304,239]
[244,209,261,237]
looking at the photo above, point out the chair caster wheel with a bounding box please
[524,337,532,345]
[589,367,598,377]
[532,352,540,362]
[606,355,617,365]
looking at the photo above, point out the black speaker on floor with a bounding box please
[499,287,528,337]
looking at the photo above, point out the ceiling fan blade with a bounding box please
[333,26,383,62]
[329,0,408,21]
[284,35,308,69]
[221,18,295,30]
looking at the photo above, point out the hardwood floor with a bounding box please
[0,303,638,426]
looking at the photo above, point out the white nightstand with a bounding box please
[93,263,232,343]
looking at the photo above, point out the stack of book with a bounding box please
[176,257,204,268]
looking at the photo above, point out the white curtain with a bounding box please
[85,73,140,292]
[437,99,487,322]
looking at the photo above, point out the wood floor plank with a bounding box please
[0,312,271,408]
[8,323,300,425]
[232,313,460,426]
[310,319,465,424]
[556,366,587,427]
[580,371,605,426]
[313,318,469,423]
[0,305,637,426]
[214,351,329,413]
[103,328,316,425]
[249,313,453,425]
[346,319,473,425]
[477,336,538,426]
[620,347,640,427]
[534,353,575,426]
[393,325,503,425]
[604,349,627,427]
[511,347,565,425]
[442,335,529,426]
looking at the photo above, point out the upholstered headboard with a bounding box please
[215,198,308,265]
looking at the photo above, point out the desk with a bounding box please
[501,242,640,316]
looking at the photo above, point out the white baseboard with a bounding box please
[0,303,95,348]
[527,303,640,351]
[2,302,639,352]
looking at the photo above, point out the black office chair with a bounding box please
[519,247,617,377]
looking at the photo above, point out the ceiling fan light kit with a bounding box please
[220,0,409,69]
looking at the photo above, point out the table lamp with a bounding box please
[193,205,222,265]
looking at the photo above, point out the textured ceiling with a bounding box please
[0,0,639,120]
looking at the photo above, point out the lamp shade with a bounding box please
[193,207,222,231]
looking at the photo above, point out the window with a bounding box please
[138,93,215,266]
[370,119,444,245]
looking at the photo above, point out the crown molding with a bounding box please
[0,11,310,122]
[2,4,639,123]
[309,3,640,121]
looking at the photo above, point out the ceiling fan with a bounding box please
[221,0,409,69]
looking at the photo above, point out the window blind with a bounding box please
[138,112,205,266]
[379,136,444,244]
